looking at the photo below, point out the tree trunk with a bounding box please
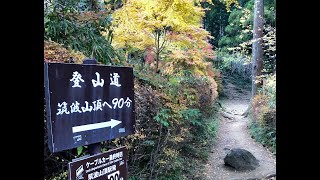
[242,0,264,117]
[251,0,264,98]
[155,51,159,73]
[155,31,160,73]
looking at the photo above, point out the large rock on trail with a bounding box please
[224,148,259,170]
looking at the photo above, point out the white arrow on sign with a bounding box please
[72,119,122,133]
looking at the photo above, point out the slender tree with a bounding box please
[243,0,264,117]
[251,0,264,97]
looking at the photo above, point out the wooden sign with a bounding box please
[44,62,135,152]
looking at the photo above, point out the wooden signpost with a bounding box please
[44,59,135,179]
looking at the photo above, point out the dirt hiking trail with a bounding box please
[204,77,276,180]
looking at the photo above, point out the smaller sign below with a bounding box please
[68,146,128,180]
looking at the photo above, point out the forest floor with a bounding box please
[203,76,276,180]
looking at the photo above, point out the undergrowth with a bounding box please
[249,74,276,155]
[249,119,276,154]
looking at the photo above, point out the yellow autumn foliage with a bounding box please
[111,0,211,50]
[110,0,217,76]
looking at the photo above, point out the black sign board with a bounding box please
[44,63,135,152]
[68,146,128,180]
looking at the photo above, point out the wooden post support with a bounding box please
[88,142,102,155]
[82,58,102,155]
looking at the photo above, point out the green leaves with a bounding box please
[154,108,170,127]
[249,121,276,154]
[180,109,202,126]
[143,140,156,146]
[77,146,84,156]
[44,2,123,65]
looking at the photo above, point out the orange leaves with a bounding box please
[44,40,86,64]
[164,27,214,76]
[252,94,270,124]
[170,49,187,60]
[65,10,109,23]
